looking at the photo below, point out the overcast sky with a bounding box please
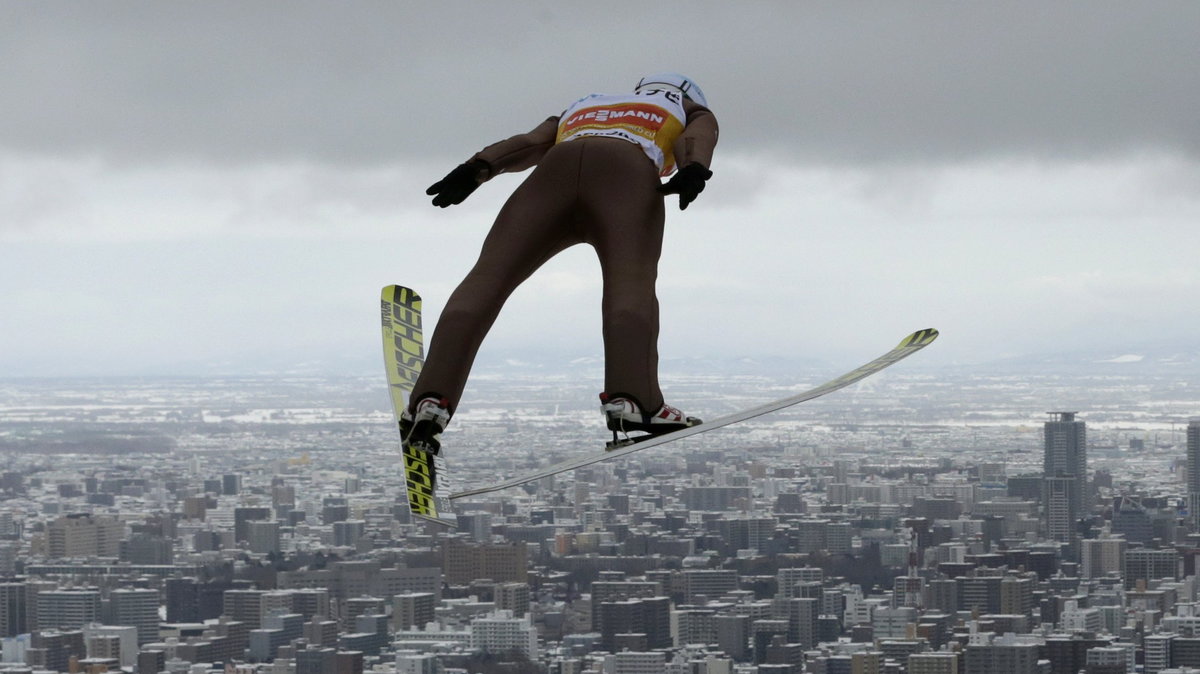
[2,2,1198,378]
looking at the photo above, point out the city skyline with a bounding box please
[1,369,1200,671]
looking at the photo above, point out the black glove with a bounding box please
[426,160,489,208]
[657,163,713,210]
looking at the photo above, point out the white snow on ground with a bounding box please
[1098,354,1145,363]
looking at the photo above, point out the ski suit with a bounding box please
[413,89,719,416]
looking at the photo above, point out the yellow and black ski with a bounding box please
[450,328,939,500]
[381,285,456,527]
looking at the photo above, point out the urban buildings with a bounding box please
[0,366,1197,672]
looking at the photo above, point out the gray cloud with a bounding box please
[3,2,1197,166]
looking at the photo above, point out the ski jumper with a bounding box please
[412,89,719,417]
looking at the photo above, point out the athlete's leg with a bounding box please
[412,143,585,414]
[578,139,668,412]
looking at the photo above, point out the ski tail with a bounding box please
[381,285,457,527]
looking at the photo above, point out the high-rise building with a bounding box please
[1043,412,1087,512]
[0,582,26,637]
[1125,548,1179,590]
[1081,536,1127,579]
[441,541,526,584]
[777,567,823,600]
[46,514,123,558]
[0,541,17,576]
[303,616,339,647]
[608,651,667,674]
[957,576,1002,614]
[224,589,265,629]
[332,520,366,548]
[786,597,819,648]
[908,652,959,674]
[598,597,670,652]
[82,624,137,668]
[339,614,389,656]
[290,588,331,621]
[248,611,304,662]
[278,561,441,604]
[680,569,737,603]
[393,592,436,630]
[873,606,917,641]
[1144,633,1175,674]
[343,597,386,631]
[138,649,167,674]
[459,513,493,543]
[106,588,159,645]
[1189,419,1200,492]
[233,506,272,545]
[1043,475,1080,555]
[36,588,101,631]
[494,582,530,618]
[1112,497,1154,544]
[1189,420,1200,526]
[28,630,86,673]
[470,610,538,660]
[1087,644,1135,674]
[165,577,232,622]
[295,646,338,674]
[715,614,751,662]
[964,631,1040,674]
[122,532,174,564]
[246,520,281,554]
[1043,633,1112,674]
[924,579,958,614]
[999,575,1035,616]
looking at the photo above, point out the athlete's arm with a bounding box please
[658,101,719,210]
[469,115,561,179]
[673,100,719,170]
[426,115,560,207]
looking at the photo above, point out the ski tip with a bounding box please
[899,328,939,348]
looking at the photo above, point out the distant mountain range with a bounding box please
[946,344,1200,376]
[10,342,1196,379]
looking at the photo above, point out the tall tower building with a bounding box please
[1043,412,1087,560]
[1043,475,1080,559]
[1188,419,1200,526]
[1043,412,1087,511]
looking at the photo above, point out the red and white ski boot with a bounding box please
[600,392,701,448]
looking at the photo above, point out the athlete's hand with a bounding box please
[658,163,713,210]
[426,161,488,208]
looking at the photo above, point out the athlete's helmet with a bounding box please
[635,72,708,108]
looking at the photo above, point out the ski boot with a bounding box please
[600,392,702,449]
[400,395,452,456]
[399,395,457,525]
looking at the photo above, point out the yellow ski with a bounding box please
[381,285,456,527]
